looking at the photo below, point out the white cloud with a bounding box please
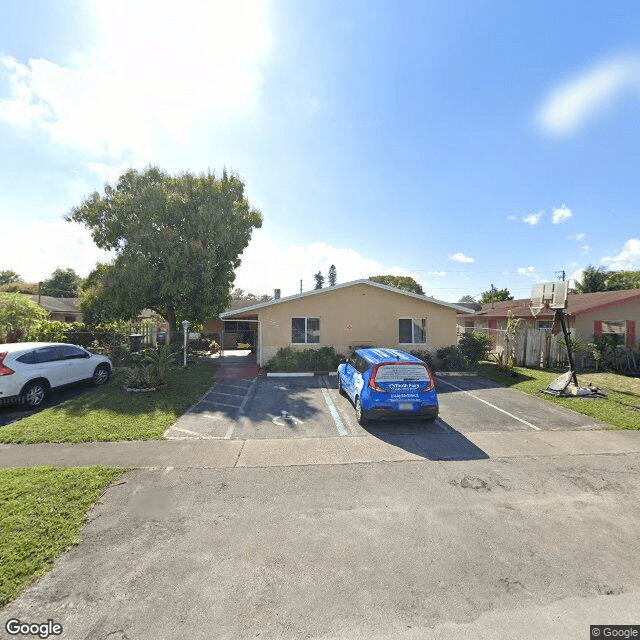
[602,238,640,270]
[581,244,591,254]
[2,218,113,281]
[517,266,539,279]
[0,0,271,162]
[522,211,543,226]
[537,55,640,135]
[506,214,518,221]
[427,271,447,277]
[449,252,475,264]
[551,204,573,224]
[234,233,428,297]
[569,232,587,241]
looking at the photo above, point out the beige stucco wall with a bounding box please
[246,283,459,365]
[573,299,640,344]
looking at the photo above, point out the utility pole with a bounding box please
[300,279,303,293]
[490,284,496,310]
[556,270,566,281]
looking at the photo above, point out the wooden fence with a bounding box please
[463,327,570,368]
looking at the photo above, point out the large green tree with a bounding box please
[67,167,262,330]
[369,275,425,295]
[604,270,640,291]
[40,267,82,297]
[458,294,482,311]
[479,286,513,304]
[575,264,608,293]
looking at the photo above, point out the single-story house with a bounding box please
[27,295,82,323]
[218,279,472,367]
[458,289,640,347]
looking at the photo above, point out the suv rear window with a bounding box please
[16,351,36,364]
[375,364,428,382]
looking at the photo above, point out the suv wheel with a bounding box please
[355,396,368,426]
[93,364,111,386]
[22,381,48,408]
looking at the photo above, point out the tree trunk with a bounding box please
[165,307,177,345]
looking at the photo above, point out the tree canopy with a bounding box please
[328,264,337,286]
[40,267,82,297]
[574,265,608,293]
[479,286,513,304]
[458,295,482,311]
[0,292,48,342]
[0,270,21,285]
[313,271,325,289]
[67,166,262,330]
[369,275,425,295]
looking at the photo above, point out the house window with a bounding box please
[291,317,320,344]
[601,320,626,345]
[536,320,553,330]
[399,318,427,344]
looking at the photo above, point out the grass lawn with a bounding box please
[476,363,640,430]
[0,465,124,608]
[0,361,218,444]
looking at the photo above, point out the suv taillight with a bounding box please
[421,366,435,392]
[368,364,387,392]
[0,352,14,376]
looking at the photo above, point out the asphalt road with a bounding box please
[2,457,638,639]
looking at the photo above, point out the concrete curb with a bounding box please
[266,371,338,377]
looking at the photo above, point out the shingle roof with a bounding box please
[459,289,640,319]
[27,295,81,315]
[221,279,473,318]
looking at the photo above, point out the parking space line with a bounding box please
[437,377,541,431]
[205,391,246,399]
[199,400,243,409]
[319,383,349,437]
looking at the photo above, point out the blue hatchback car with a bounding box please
[337,348,438,426]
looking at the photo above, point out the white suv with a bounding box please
[0,342,112,408]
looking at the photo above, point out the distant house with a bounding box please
[28,295,82,323]
[218,279,471,367]
[458,289,640,347]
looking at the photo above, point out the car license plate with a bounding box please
[399,403,414,411]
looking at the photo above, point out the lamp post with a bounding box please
[181,320,189,367]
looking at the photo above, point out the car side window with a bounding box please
[355,357,369,374]
[33,346,62,363]
[58,345,86,360]
[347,352,358,368]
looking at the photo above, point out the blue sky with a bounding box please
[2,0,639,302]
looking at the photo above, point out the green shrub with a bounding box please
[458,332,492,365]
[266,346,341,372]
[436,345,469,371]
[409,350,435,369]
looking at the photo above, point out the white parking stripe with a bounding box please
[437,377,541,431]
[320,382,349,437]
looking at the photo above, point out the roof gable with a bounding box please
[220,279,471,318]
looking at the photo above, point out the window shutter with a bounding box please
[627,320,636,347]
[594,320,602,338]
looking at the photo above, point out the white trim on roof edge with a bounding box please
[220,279,473,318]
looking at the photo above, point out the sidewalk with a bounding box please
[1,429,639,469]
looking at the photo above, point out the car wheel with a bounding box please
[22,381,48,408]
[355,396,368,426]
[338,375,346,397]
[93,364,111,386]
